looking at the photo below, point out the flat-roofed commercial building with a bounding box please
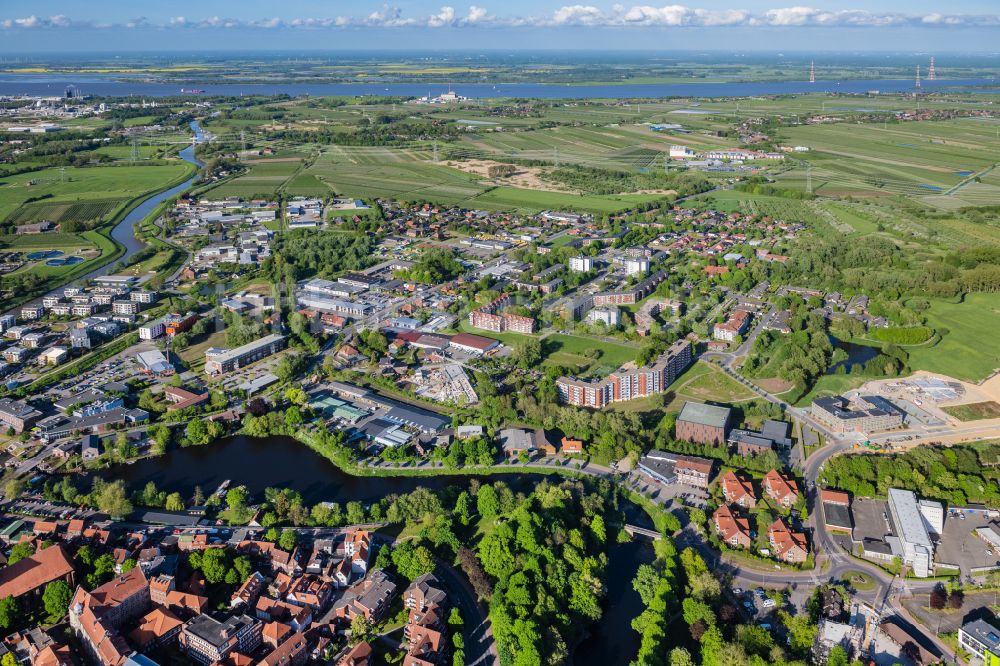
[204,334,285,375]
[139,318,166,341]
[887,488,937,578]
[676,401,731,445]
[811,395,904,434]
[959,619,1000,665]
[0,397,42,433]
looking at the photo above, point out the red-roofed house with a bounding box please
[560,437,584,455]
[337,641,372,666]
[767,518,808,564]
[0,545,75,607]
[763,470,800,508]
[713,505,752,549]
[128,607,183,651]
[720,471,757,508]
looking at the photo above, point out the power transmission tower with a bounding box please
[433,141,438,162]
[806,163,813,194]
[131,137,140,162]
[240,130,246,156]
[554,147,560,167]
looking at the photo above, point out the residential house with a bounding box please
[768,519,808,564]
[720,471,757,508]
[713,505,752,549]
[763,470,800,508]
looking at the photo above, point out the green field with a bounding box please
[0,163,192,223]
[0,232,96,249]
[540,333,639,376]
[906,294,1000,382]
[666,361,757,410]
[778,118,1000,204]
[205,157,306,199]
[470,186,666,214]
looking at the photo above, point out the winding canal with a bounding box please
[83,120,205,281]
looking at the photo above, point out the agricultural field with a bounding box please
[205,156,306,199]
[0,232,96,250]
[778,118,1000,203]
[306,156,484,205]
[942,401,1000,422]
[469,186,666,214]
[0,163,192,224]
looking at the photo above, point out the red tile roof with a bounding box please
[128,608,183,649]
[0,545,74,599]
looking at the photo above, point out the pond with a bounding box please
[827,337,880,374]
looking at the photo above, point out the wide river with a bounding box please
[3,76,998,99]
[102,434,655,666]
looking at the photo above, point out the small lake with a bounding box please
[828,337,880,374]
[100,434,534,505]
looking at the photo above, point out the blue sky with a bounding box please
[1,1,999,52]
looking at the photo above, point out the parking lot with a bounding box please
[625,470,709,508]
[935,510,1000,575]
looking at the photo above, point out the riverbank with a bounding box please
[2,77,998,99]
[1,123,203,316]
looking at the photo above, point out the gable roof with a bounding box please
[763,469,799,502]
[768,518,807,557]
[713,505,751,544]
[720,471,756,503]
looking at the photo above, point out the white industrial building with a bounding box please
[886,488,941,578]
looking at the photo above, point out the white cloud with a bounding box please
[463,6,491,24]
[760,6,815,26]
[427,6,456,27]
[551,5,604,26]
[2,5,999,31]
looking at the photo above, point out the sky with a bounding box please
[1,1,1000,52]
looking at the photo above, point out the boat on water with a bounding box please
[180,88,206,94]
